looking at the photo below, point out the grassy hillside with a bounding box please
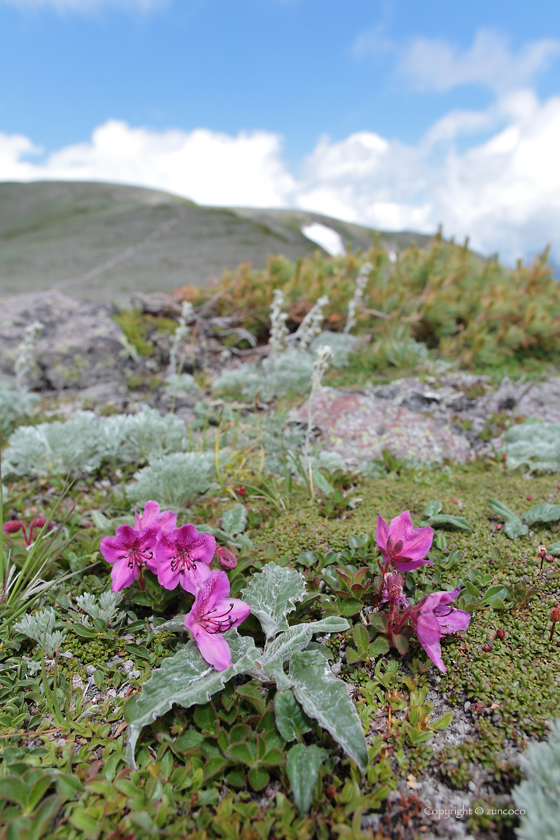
[0,181,435,303]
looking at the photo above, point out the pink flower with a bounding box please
[184,570,251,670]
[3,517,54,546]
[376,511,434,573]
[156,524,216,594]
[411,589,470,673]
[134,500,177,532]
[100,524,159,592]
[381,571,409,608]
[216,546,237,571]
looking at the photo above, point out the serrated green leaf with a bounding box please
[31,795,64,839]
[124,630,259,767]
[523,503,560,525]
[353,623,369,654]
[369,613,388,633]
[480,585,510,606]
[0,776,27,806]
[204,756,230,780]
[422,500,442,517]
[429,711,453,731]
[427,514,472,532]
[274,690,312,742]
[236,682,266,715]
[288,650,368,772]
[339,598,363,617]
[71,623,98,639]
[394,634,409,655]
[368,637,390,658]
[503,520,529,539]
[311,470,335,497]
[153,615,186,634]
[259,617,349,670]
[175,730,204,751]
[225,741,256,767]
[226,767,246,787]
[346,647,363,664]
[488,498,522,522]
[247,768,270,791]
[222,504,247,536]
[242,564,307,640]
[286,743,327,814]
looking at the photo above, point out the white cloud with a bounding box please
[0,120,295,207]
[0,0,166,11]
[397,29,560,93]
[3,89,560,262]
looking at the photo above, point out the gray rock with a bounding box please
[0,290,128,393]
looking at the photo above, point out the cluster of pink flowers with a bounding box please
[375,511,470,673]
[99,501,250,671]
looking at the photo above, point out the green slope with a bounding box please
[0,181,436,303]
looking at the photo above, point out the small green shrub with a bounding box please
[126,452,215,508]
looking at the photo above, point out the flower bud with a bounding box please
[216,546,237,571]
[496,628,505,640]
[384,571,404,601]
[235,486,246,497]
[30,518,53,532]
[551,605,560,624]
[537,545,547,559]
[3,520,23,534]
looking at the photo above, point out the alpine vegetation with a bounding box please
[344,261,372,334]
[513,718,560,840]
[14,320,43,392]
[287,295,329,352]
[126,452,215,509]
[75,591,126,628]
[2,408,189,477]
[15,607,66,658]
[505,420,560,472]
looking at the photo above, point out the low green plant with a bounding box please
[513,719,560,840]
[126,452,215,508]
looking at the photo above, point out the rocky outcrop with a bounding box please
[0,290,129,394]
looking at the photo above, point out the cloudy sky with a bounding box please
[1,0,560,262]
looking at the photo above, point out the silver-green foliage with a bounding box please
[506,420,560,472]
[125,631,259,766]
[0,387,39,434]
[126,452,215,509]
[513,719,560,840]
[242,564,307,641]
[15,608,66,657]
[310,332,358,369]
[75,591,126,627]
[213,348,314,402]
[125,564,367,790]
[2,408,188,478]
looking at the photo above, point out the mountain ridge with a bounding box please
[0,180,437,303]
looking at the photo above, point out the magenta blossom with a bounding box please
[100,524,159,592]
[3,517,54,546]
[156,524,216,594]
[184,570,251,670]
[410,589,471,673]
[134,500,177,532]
[381,571,409,609]
[376,511,434,573]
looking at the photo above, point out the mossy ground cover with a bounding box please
[1,456,558,839]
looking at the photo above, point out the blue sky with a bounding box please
[2,0,560,261]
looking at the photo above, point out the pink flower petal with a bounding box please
[387,511,414,545]
[376,515,389,553]
[111,557,138,592]
[416,612,446,672]
[213,597,251,629]
[189,625,232,671]
[179,561,212,595]
[100,534,125,565]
